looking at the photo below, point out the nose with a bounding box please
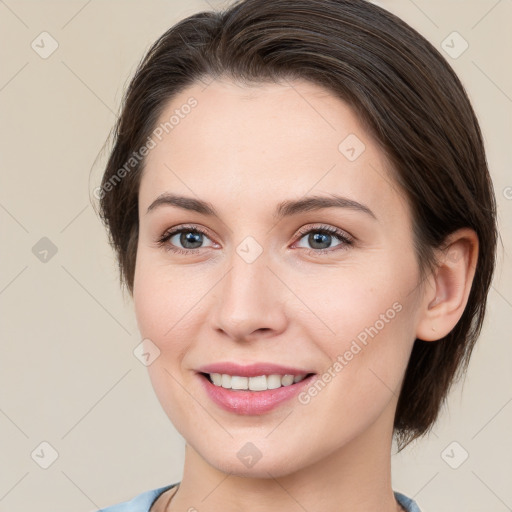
[211,251,288,342]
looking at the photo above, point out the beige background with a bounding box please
[1,1,511,511]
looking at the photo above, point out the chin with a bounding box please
[189,436,314,479]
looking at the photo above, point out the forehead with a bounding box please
[139,78,409,224]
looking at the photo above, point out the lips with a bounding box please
[195,361,317,414]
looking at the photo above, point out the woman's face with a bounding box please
[133,78,427,477]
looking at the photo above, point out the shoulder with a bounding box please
[98,483,178,512]
[394,491,422,512]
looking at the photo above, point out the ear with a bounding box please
[416,228,479,342]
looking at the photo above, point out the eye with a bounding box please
[294,224,354,254]
[155,223,354,256]
[156,225,216,254]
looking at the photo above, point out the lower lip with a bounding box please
[198,373,316,415]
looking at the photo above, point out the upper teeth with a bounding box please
[209,373,307,391]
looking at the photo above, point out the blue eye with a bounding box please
[156,224,354,256]
[294,225,354,254]
[156,225,214,254]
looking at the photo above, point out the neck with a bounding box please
[166,404,403,512]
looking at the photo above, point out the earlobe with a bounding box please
[416,228,479,342]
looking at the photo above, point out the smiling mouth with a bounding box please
[199,372,316,391]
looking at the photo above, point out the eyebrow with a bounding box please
[146,193,377,220]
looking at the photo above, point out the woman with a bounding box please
[95,0,497,510]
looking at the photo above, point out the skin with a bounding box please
[132,78,478,512]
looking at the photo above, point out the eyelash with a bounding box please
[155,223,354,256]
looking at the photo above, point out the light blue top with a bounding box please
[97,483,176,511]
[98,483,422,511]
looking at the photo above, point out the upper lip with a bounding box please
[197,362,315,377]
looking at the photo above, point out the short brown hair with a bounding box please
[97,0,498,449]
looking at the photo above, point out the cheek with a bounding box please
[133,251,181,370]
[133,250,212,375]
[299,255,416,344]
[302,253,418,395]
[133,249,194,339]
[133,265,166,340]
[133,254,199,432]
